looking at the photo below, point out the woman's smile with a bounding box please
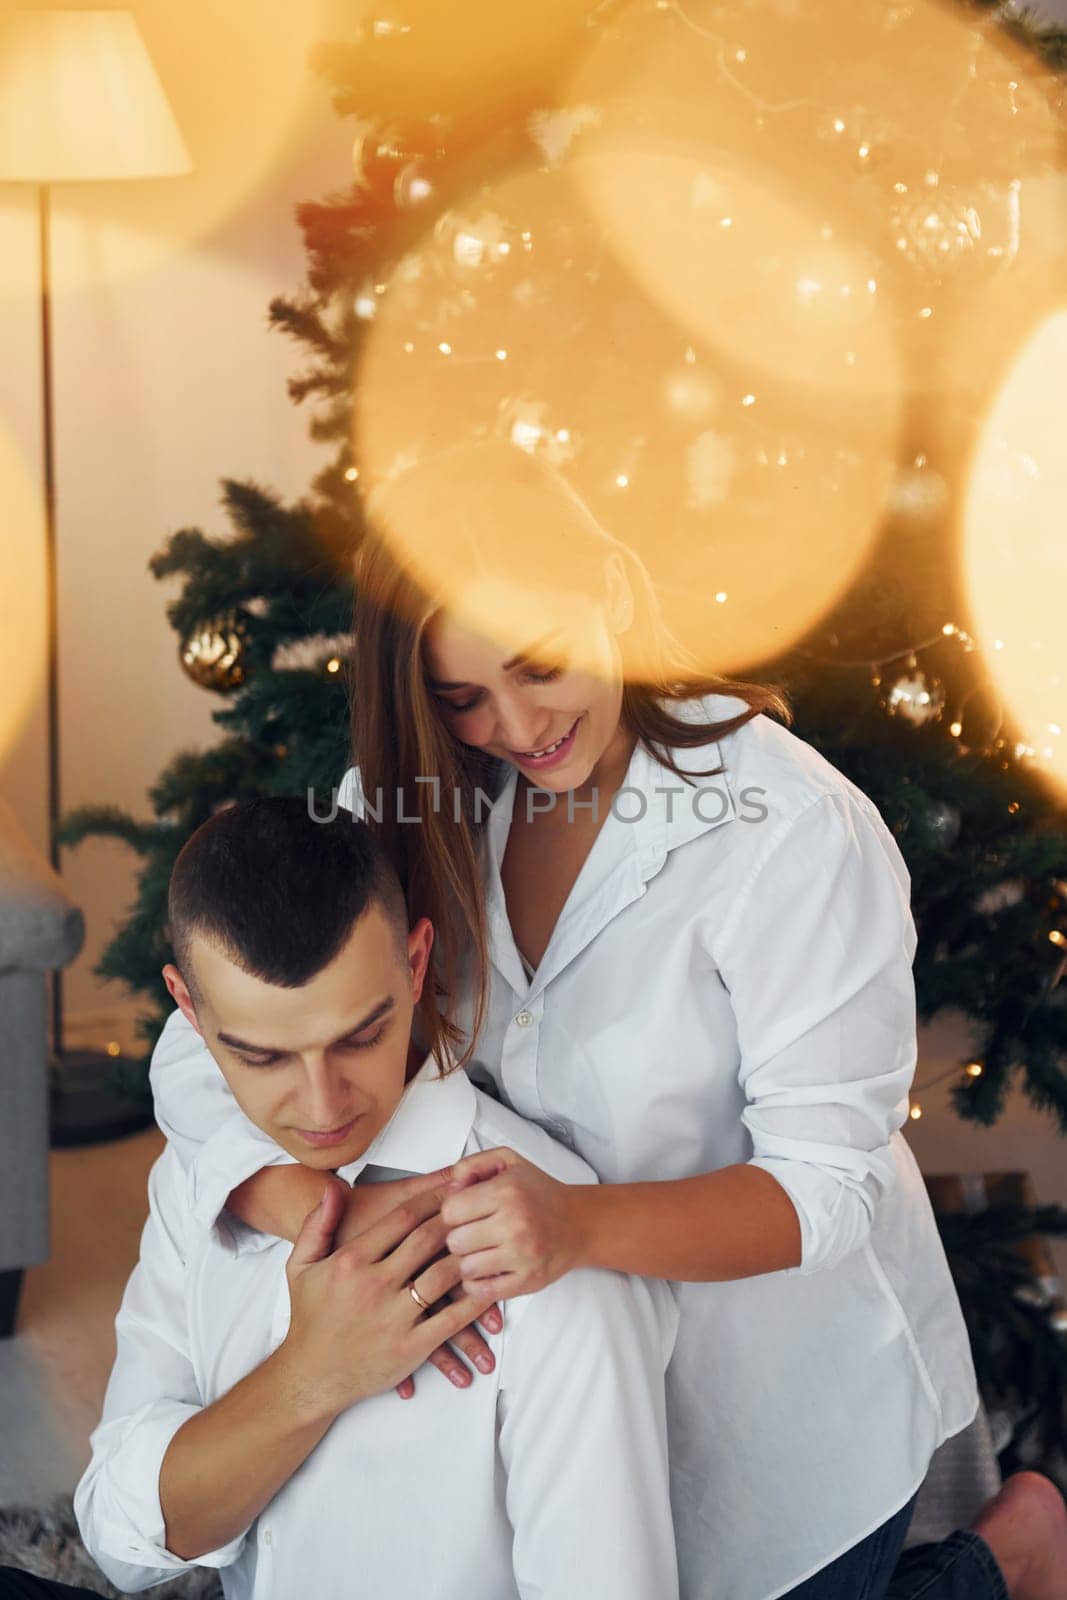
[506,715,582,772]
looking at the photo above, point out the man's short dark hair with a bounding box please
[167,797,409,1006]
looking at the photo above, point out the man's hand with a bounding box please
[158,1181,496,1562]
[441,1147,588,1299]
[279,1180,498,1421]
[334,1173,502,1397]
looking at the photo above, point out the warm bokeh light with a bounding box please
[963,307,1067,800]
[0,423,47,761]
[353,0,1062,679]
[0,1,615,295]
[0,0,339,295]
[565,0,1059,399]
[566,142,900,401]
[354,158,896,678]
[309,0,603,123]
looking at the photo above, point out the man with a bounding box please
[68,797,679,1599]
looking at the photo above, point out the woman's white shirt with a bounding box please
[151,694,978,1600]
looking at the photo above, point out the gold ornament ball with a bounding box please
[180,622,247,692]
[882,666,945,727]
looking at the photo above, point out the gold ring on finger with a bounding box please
[409,1281,431,1313]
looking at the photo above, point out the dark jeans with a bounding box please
[0,1518,1012,1600]
[0,1572,106,1598]
[780,1492,1009,1600]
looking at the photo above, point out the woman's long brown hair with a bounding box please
[349,441,792,1073]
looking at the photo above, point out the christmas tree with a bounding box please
[59,0,1067,1477]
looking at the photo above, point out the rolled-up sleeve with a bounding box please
[149,1007,296,1232]
[74,1151,250,1590]
[149,1005,246,1167]
[712,790,918,1275]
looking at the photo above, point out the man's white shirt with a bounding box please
[75,1059,680,1600]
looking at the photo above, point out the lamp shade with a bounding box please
[0,9,192,182]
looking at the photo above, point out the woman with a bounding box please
[149,441,1062,1600]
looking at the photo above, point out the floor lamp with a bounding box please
[0,10,193,1145]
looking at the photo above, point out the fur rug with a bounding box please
[0,1496,222,1597]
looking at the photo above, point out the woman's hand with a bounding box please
[440,1147,589,1298]
[335,1172,503,1397]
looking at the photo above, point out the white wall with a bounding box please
[0,6,354,1048]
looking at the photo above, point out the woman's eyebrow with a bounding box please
[502,629,564,671]
[216,996,396,1056]
[426,675,473,691]
[427,630,564,690]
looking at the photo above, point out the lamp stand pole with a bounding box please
[39,182,154,1148]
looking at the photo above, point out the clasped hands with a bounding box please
[321,1147,584,1400]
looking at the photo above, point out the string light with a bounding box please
[908,1056,990,1121]
[793,614,1063,767]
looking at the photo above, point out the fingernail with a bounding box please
[451,1369,471,1387]
[485,1311,502,1332]
[475,1354,493,1373]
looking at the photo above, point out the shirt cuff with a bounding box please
[189,1111,298,1238]
[78,1401,249,1580]
[747,1148,892,1275]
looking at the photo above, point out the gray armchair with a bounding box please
[0,793,84,1336]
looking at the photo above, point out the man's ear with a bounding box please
[162,963,203,1036]
[407,918,435,1007]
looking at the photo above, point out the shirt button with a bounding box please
[515,1009,533,1027]
[263,1529,272,1545]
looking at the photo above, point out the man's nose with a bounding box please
[301,1057,352,1129]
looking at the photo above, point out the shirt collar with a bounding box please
[628,697,742,872]
[479,694,743,998]
[485,691,741,884]
[191,1054,477,1254]
[332,1053,477,1185]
